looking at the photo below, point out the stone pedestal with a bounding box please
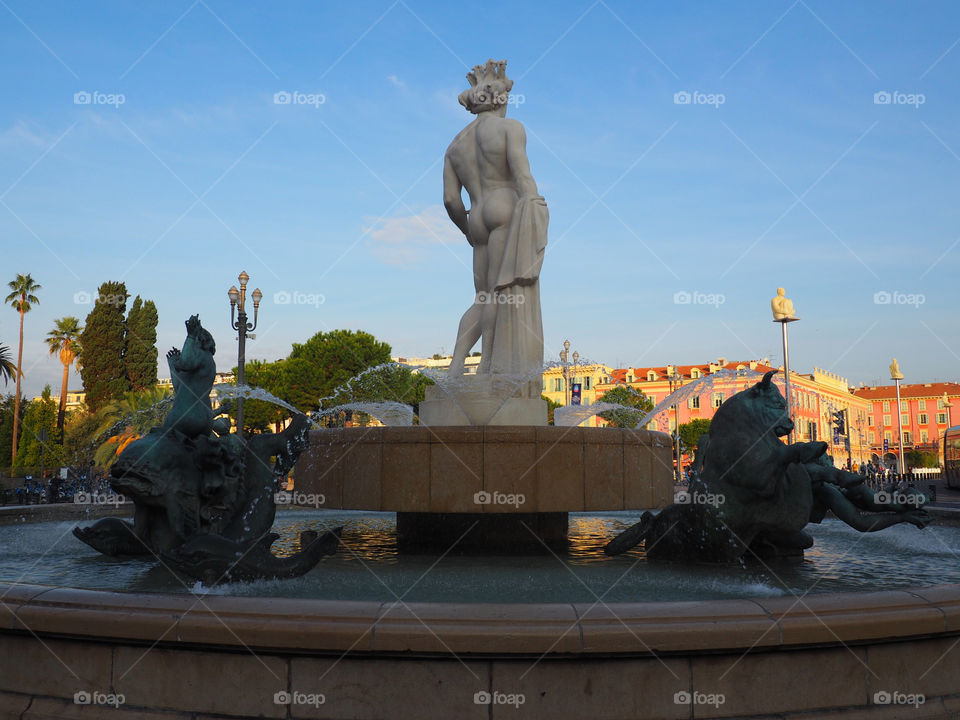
[419,375,547,426]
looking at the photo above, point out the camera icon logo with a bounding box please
[73,492,89,505]
[873,91,891,105]
[473,491,491,505]
[674,491,691,504]
[674,690,692,704]
[474,691,492,705]
[74,690,92,705]
[273,290,291,305]
[74,91,91,105]
[873,690,892,704]
[673,91,691,105]
[873,290,891,305]
[273,91,291,105]
[274,690,292,705]
[673,290,691,305]
[274,492,292,505]
[73,290,92,305]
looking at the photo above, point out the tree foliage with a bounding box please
[542,394,562,425]
[13,386,63,472]
[291,330,392,405]
[0,344,15,386]
[45,316,82,435]
[597,385,654,428]
[678,418,712,454]
[125,296,159,391]
[79,282,130,413]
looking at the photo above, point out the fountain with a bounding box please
[4,60,960,720]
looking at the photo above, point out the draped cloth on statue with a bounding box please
[486,195,548,384]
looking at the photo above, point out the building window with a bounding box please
[869,431,875,443]
[688,396,700,409]
[584,376,591,390]
[901,415,909,426]
[553,378,563,392]
[904,431,912,444]
[808,422,817,441]
[647,371,656,381]
[712,392,724,408]
[919,399,926,410]
[883,414,890,426]
[691,368,701,379]
[883,400,890,412]
[900,400,908,412]
[868,415,873,426]
[919,413,928,425]
[884,431,892,443]
[921,430,929,443]
[937,412,948,424]
[938,398,945,410]
[668,417,676,431]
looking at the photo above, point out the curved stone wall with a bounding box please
[2,580,960,718]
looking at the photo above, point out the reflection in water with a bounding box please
[3,510,959,603]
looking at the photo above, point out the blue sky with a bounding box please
[3,1,959,398]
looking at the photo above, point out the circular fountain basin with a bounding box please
[2,507,960,718]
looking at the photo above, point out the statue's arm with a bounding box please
[442,154,470,238]
[505,121,539,199]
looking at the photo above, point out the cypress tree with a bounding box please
[125,296,158,391]
[79,282,130,413]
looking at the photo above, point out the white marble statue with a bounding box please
[443,59,548,378]
[771,287,797,321]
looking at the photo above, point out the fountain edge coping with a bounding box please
[2,580,957,656]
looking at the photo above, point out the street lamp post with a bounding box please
[559,340,577,407]
[945,392,954,429]
[890,358,905,475]
[228,271,262,440]
[668,366,682,484]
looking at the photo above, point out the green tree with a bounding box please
[45,316,83,437]
[0,393,24,470]
[79,282,130,413]
[597,385,654,429]
[0,344,16,386]
[6,273,41,464]
[227,359,287,433]
[13,386,63,474]
[678,418,712,454]
[125,296,159,391]
[905,449,938,470]
[62,407,100,471]
[542,394,562,425]
[326,363,432,409]
[289,330,392,405]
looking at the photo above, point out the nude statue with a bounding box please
[771,287,796,321]
[889,358,904,380]
[444,59,547,377]
[162,314,217,438]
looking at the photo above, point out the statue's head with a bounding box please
[459,59,513,115]
[714,370,794,438]
[776,287,785,297]
[198,328,216,355]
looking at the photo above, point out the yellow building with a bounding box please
[541,363,614,427]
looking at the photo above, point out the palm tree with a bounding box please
[5,274,41,465]
[45,317,82,438]
[93,386,172,469]
[0,344,16,386]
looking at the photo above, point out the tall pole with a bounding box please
[776,318,799,443]
[229,272,261,441]
[894,378,905,475]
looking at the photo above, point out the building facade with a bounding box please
[852,382,960,468]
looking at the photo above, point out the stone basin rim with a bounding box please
[3,580,958,656]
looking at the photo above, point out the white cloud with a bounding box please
[387,74,406,89]
[0,121,48,148]
[365,205,464,265]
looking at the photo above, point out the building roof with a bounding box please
[853,382,960,400]
[604,359,778,383]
